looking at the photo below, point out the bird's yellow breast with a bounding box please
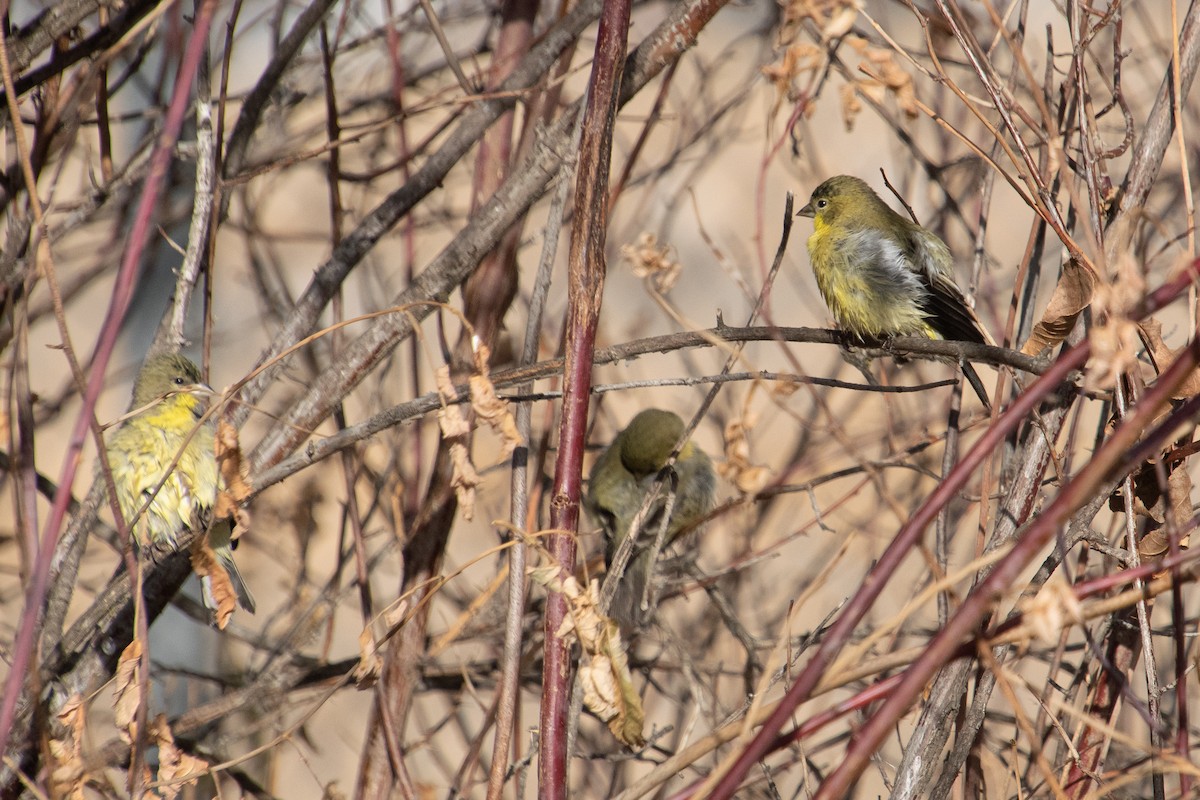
[105,396,218,550]
[806,218,931,339]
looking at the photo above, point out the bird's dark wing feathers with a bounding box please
[916,274,990,345]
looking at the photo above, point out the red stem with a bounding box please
[537,0,631,795]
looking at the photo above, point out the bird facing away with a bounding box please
[585,409,715,629]
[798,175,993,407]
[103,353,255,616]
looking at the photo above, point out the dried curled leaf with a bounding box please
[353,626,383,689]
[48,695,86,800]
[1084,255,1147,390]
[621,232,682,293]
[764,0,853,111]
[470,343,522,458]
[214,420,252,515]
[529,568,645,746]
[717,417,771,494]
[113,640,143,744]
[841,36,918,130]
[1021,257,1097,356]
[1087,316,1141,392]
[1140,318,1200,400]
[820,1,860,39]
[580,648,646,747]
[778,0,861,44]
[436,366,480,520]
[1019,580,1083,646]
[839,82,863,130]
[212,421,253,556]
[1110,458,1194,561]
[151,714,207,799]
[191,535,237,630]
[761,43,823,113]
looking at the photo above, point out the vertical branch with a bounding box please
[477,0,541,793]
[538,0,631,794]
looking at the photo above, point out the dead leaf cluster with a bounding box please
[621,232,683,293]
[718,416,772,494]
[529,566,646,747]
[841,36,918,130]
[1086,256,1147,391]
[1020,256,1097,357]
[435,343,524,522]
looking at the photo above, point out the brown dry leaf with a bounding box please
[717,418,771,494]
[1139,529,1171,561]
[870,52,918,118]
[151,714,206,799]
[768,0,854,110]
[353,626,383,689]
[1166,461,1195,545]
[1141,318,1200,399]
[1113,458,1195,561]
[1087,315,1141,392]
[435,366,469,434]
[113,640,143,743]
[470,344,522,458]
[621,232,682,293]
[778,0,860,44]
[530,568,646,747]
[840,36,917,130]
[214,420,252,520]
[1149,460,1191,531]
[1086,256,1147,390]
[436,366,480,520]
[761,43,823,112]
[820,1,859,40]
[772,379,800,399]
[580,648,646,747]
[839,82,863,131]
[1020,257,1097,356]
[1018,580,1083,645]
[49,695,87,800]
[190,537,236,630]
[446,439,480,521]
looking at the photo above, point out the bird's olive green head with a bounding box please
[618,409,685,475]
[797,175,881,225]
[130,353,208,409]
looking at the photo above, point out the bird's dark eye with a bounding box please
[816,199,828,209]
[173,376,186,386]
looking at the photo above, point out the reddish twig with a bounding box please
[538,0,632,793]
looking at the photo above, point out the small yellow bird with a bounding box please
[585,409,715,628]
[798,175,993,407]
[103,353,255,616]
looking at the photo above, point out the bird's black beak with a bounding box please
[797,202,815,218]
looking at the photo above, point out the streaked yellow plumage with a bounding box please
[798,175,993,407]
[104,353,255,616]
